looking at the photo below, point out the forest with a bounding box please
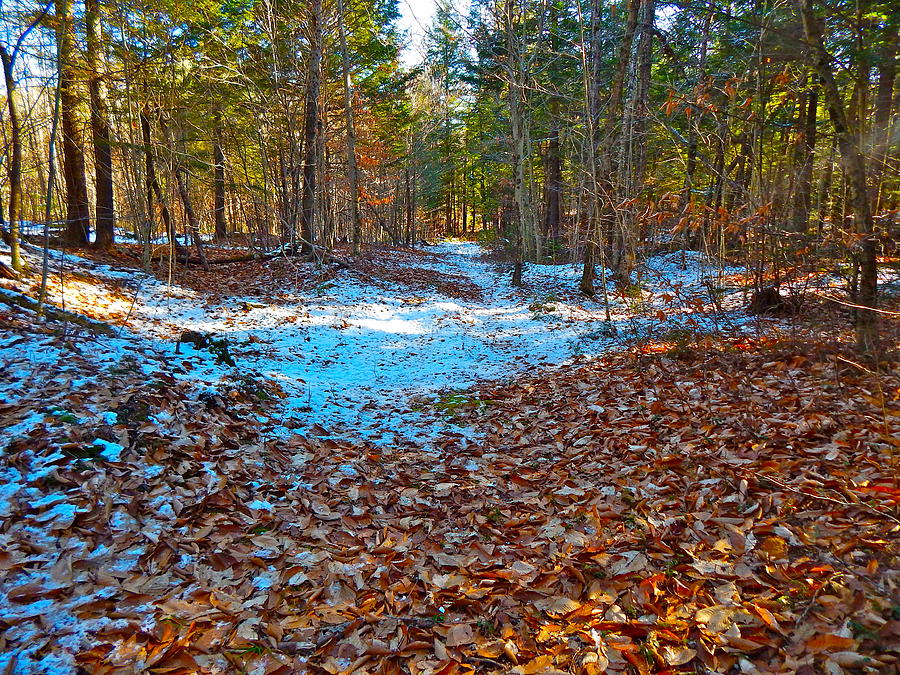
[1,0,899,672]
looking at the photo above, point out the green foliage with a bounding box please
[207,337,235,367]
[529,294,559,319]
[432,390,495,418]
[49,407,78,424]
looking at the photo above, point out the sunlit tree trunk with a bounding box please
[797,0,878,353]
[86,0,115,250]
[504,0,533,286]
[213,116,228,240]
[581,0,637,294]
[141,106,180,252]
[174,166,208,269]
[0,46,23,270]
[615,0,654,276]
[57,0,92,247]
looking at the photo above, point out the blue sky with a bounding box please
[397,0,439,65]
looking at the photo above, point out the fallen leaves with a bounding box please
[2,245,900,674]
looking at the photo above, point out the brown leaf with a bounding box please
[444,623,474,647]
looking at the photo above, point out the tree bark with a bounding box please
[544,111,562,247]
[86,0,115,250]
[790,81,818,232]
[213,117,229,240]
[140,106,180,252]
[872,20,897,213]
[505,0,532,286]
[614,0,654,275]
[581,0,638,294]
[337,0,361,254]
[299,0,323,253]
[174,165,208,270]
[0,46,23,270]
[57,0,92,247]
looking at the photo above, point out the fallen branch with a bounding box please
[735,466,900,526]
[0,286,116,335]
[0,260,19,279]
[121,245,351,269]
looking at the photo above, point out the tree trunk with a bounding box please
[581,0,638,294]
[544,111,562,247]
[682,10,712,232]
[461,166,468,235]
[505,0,532,286]
[174,165,208,270]
[299,0,323,253]
[790,81,818,232]
[405,166,413,244]
[873,20,897,213]
[337,0,361,255]
[0,46,23,270]
[140,106,180,252]
[86,0,115,250]
[57,0,92,247]
[614,0,654,275]
[213,117,228,240]
[796,0,878,353]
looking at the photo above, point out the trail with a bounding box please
[124,241,745,442]
[3,241,748,444]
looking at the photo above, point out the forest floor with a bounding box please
[1,239,898,674]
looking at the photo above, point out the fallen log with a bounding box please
[0,287,117,335]
[0,260,19,280]
[122,244,351,269]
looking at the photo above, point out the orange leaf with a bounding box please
[806,634,856,653]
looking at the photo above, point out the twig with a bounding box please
[815,293,900,317]
[118,274,147,337]
[736,467,900,526]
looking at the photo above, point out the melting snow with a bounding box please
[11,240,752,443]
[1,240,765,448]
[92,438,124,462]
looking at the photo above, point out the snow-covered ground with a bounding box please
[4,241,753,444]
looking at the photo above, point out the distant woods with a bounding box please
[0,0,897,349]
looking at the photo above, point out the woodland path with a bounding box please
[3,240,744,444]
[143,241,603,443]
[131,241,740,443]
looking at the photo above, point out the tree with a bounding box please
[85,0,115,250]
[56,0,91,246]
[0,0,50,271]
[796,0,879,353]
[300,0,324,253]
[213,115,228,241]
[337,0,361,254]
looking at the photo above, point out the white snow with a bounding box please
[2,240,758,444]
[92,438,125,462]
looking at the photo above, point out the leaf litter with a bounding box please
[1,241,898,674]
